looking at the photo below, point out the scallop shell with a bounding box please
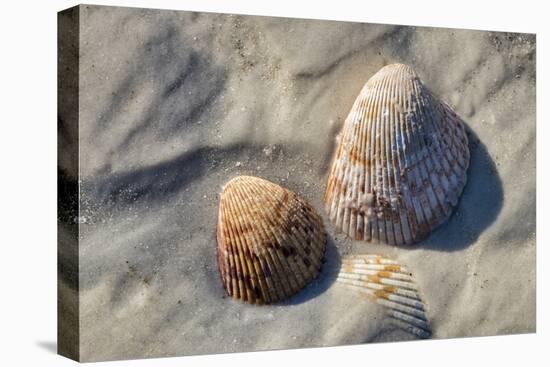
[325,63,469,245]
[217,176,327,304]
[337,254,431,339]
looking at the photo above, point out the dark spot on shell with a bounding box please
[263,264,271,277]
[254,286,261,298]
[281,246,290,257]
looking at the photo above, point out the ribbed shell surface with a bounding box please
[217,176,327,304]
[325,63,470,246]
[337,254,431,339]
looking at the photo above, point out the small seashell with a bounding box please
[337,254,431,339]
[325,63,470,245]
[217,176,327,304]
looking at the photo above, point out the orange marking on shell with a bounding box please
[324,63,469,246]
[377,271,392,278]
[384,265,401,272]
[374,289,390,299]
[337,254,431,339]
[368,275,381,283]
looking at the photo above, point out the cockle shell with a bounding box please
[338,254,431,338]
[217,176,327,304]
[325,63,470,245]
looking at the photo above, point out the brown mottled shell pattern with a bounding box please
[325,63,470,246]
[217,176,327,304]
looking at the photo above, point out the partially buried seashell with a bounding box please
[325,63,470,245]
[338,254,431,339]
[217,176,327,304]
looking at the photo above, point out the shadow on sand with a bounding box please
[36,341,57,354]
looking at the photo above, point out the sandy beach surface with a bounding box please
[60,5,535,362]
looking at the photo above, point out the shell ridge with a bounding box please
[353,85,371,240]
[278,193,325,261]
[410,97,455,216]
[417,91,459,218]
[233,182,277,304]
[368,75,389,241]
[356,82,376,240]
[386,67,406,245]
[224,185,261,303]
[325,64,469,245]
[260,182,327,294]
[385,72,401,244]
[394,66,415,243]
[380,72,395,244]
[254,189,306,289]
[339,261,412,273]
[220,193,248,301]
[443,110,470,180]
[435,99,467,165]
[352,79,373,239]
[334,91,364,233]
[217,202,235,298]
[410,79,467,222]
[337,254,431,338]
[344,81,367,239]
[232,182,280,304]
[241,181,300,300]
[256,182,311,300]
[338,277,420,300]
[400,76,430,240]
[389,314,431,338]
[218,176,326,304]
[399,66,436,240]
[373,72,394,243]
[220,196,245,299]
[347,89,365,239]
[225,179,282,302]
[256,183,323,274]
[219,200,237,297]
[338,271,417,291]
[366,75,386,240]
[421,95,464,177]
[395,79,421,241]
[406,76,447,228]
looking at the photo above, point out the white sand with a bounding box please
[68,5,535,362]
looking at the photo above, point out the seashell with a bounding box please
[325,63,470,245]
[217,176,327,304]
[337,254,431,339]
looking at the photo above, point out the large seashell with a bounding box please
[217,176,327,304]
[337,254,431,339]
[325,63,470,245]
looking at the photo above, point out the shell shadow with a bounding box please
[281,234,341,305]
[366,327,425,343]
[418,126,504,251]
